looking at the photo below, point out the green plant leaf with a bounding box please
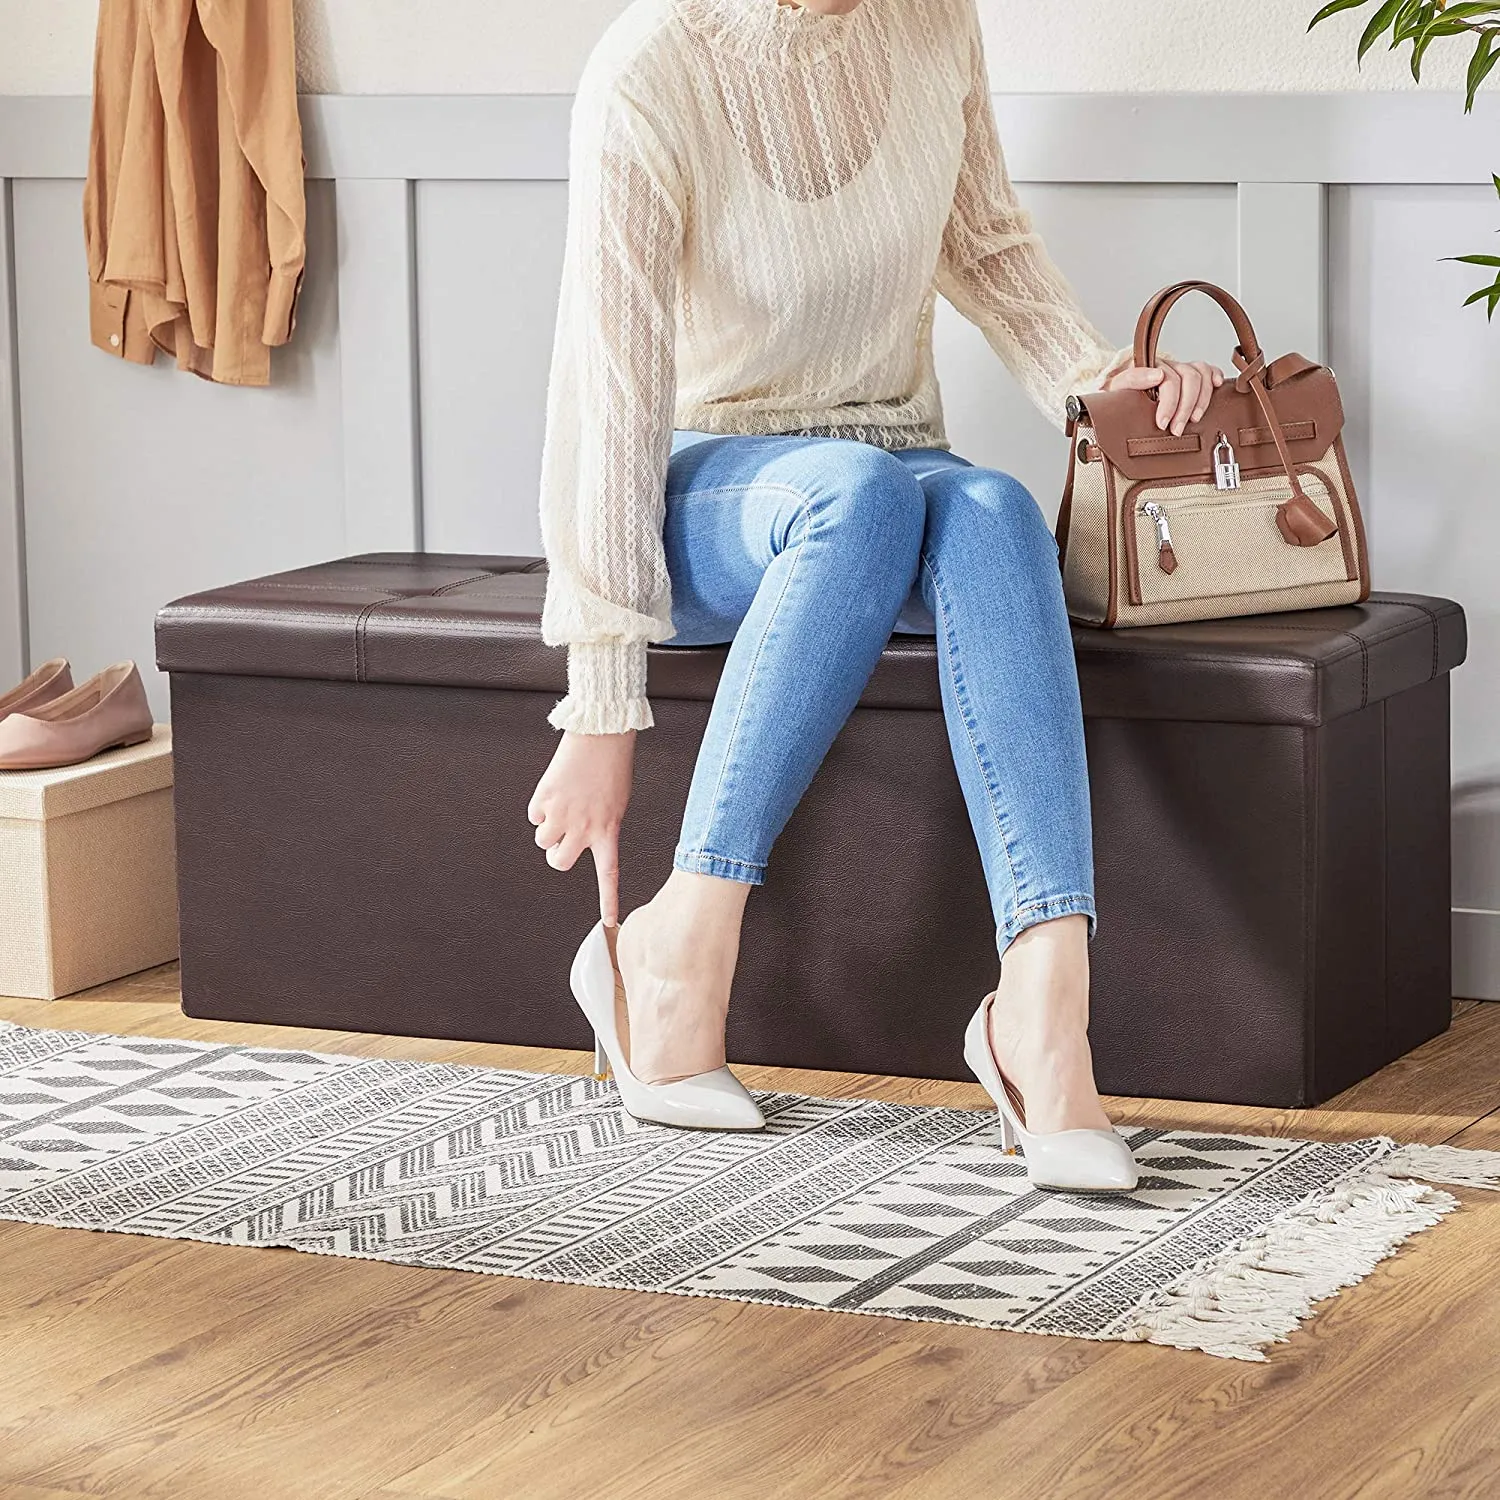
[1393,0,1433,43]
[1411,15,1476,75]
[1309,0,1370,30]
[1316,0,1500,325]
[1461,277,1500,319]
[1411,20,1443,74]
[1415,14,1480,32]
[1466,30,1499,110]
[1358,0,1405,60]
[1432,2,1500,18]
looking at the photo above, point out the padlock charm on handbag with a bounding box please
[1213,433,1241,491]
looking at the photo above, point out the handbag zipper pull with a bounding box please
[1141,501,1178,574]
[1214,433,1241,491]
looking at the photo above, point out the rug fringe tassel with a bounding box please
[1121,1171,1457,1361]
[1123,1139,1500,1362]
[1382,1141,1500,1189]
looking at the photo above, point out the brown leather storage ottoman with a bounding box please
[156,554,1466,1107]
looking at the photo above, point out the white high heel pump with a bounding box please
[570,921,766,1132]
[963,991,1138,1195]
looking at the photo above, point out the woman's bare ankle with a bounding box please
[620,873,747,971]
[614,872,750,1085]
[989,915,1110,1133]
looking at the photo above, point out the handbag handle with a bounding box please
[1128,280,1336,548]
[1132,280,1263,373]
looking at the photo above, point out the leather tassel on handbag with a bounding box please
[1057,280,1370,628]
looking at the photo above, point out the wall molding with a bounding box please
[0,179,26,683]
[1457,909,1500,1003]
[336,179,423,553]
[1,92,1497,184]
[1238,183,1327,364]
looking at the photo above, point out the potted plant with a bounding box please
[1310,0,1500,316]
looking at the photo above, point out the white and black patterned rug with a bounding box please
[2,1019,1496,1361]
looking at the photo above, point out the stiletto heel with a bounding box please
[570,921,765,1132]
[964,990,1137,1194]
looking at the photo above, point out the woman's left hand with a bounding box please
[1103,359,1225,437]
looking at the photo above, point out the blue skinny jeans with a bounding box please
[662,431,1095,956]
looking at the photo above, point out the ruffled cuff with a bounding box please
[1062,343,1135,400]
[1039,344,1128,431]
[547,640,654,735]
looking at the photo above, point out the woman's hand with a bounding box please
[1103,358,1225,437]
[528,730,637,926]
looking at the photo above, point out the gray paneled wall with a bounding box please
[1328,183,1500,990]
[0,93,1496,996]
[416,179,568,555]
[11,179,346,715]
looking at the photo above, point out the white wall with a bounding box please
[0,0,1478,96]
[1327,183,1500,992]
[11,180,348,687]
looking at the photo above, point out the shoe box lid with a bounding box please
[0,725,173,822]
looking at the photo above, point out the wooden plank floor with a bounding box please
[2,967,1499,1499]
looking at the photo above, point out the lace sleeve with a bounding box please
[935,7,1131,431]
[539,81,683,735]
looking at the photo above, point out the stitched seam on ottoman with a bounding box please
[1074,649,1324,672]
[341,616,542,637]
[354,598,398,683]
[426,573,499,596]
[159,605,402,623]
[1331,630,1369,709]
[352,582,490,680]
[308,558,512,572]
[230,580,409,593]
[1392,598,1442,680]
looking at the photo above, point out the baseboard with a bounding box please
[1455,908,1500,1002]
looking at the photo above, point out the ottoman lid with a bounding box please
[155,554,1466,729]
[0,725,173,821]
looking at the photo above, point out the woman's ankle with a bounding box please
[624,871,749,973]
[988,915,1109,1131]
[613,873,749,1083]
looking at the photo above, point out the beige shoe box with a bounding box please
[0,725,178,1000]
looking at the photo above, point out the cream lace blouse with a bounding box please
[539,0,1129,734]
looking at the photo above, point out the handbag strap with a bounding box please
[1131,281,1336,548]
[1234,349,1338,547]
[1132,280,1262,372]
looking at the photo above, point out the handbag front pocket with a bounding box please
[1122,465,1348,608]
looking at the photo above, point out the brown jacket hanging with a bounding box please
[84,0,306,387]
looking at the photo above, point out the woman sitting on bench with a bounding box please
[527,0,1221,1193]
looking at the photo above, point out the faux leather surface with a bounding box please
[157,555,1466,729]
[158,553,1468,1107]
[1080,356,1344,484]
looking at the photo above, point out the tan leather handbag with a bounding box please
[1057,280,1369,628]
